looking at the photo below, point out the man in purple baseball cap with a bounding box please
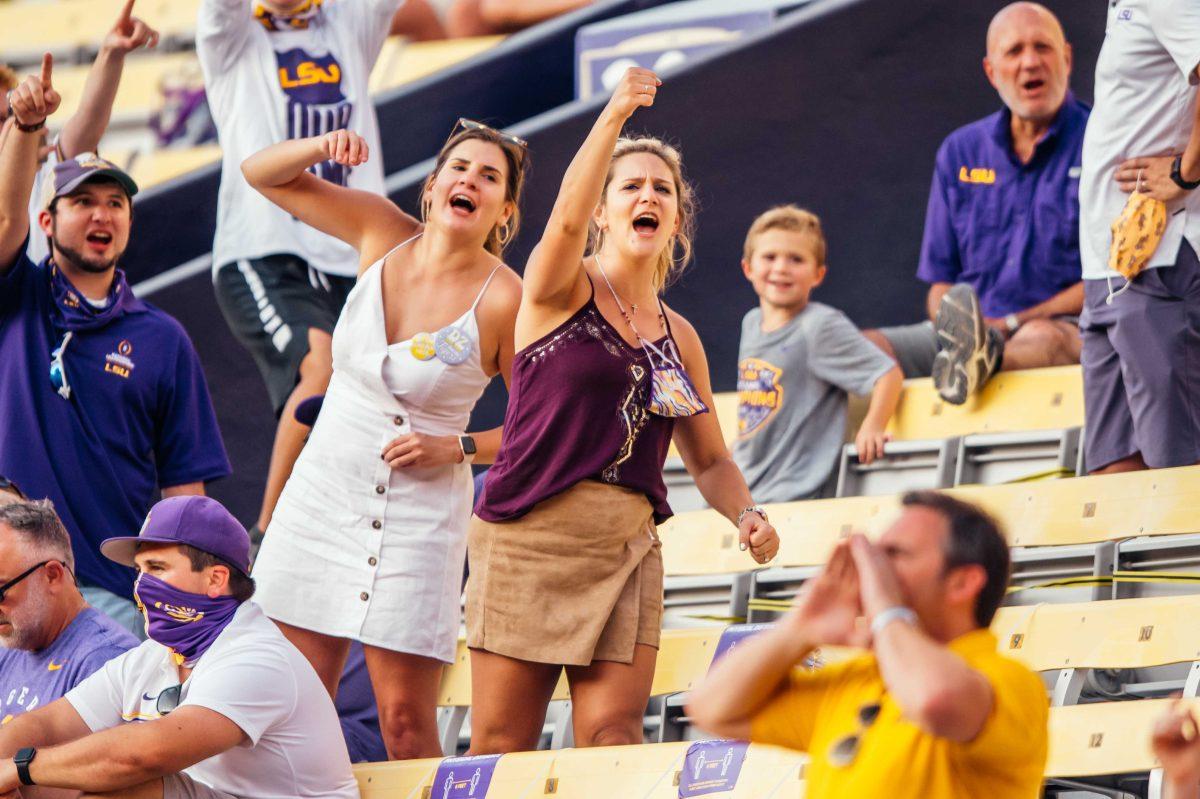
[0,55,230,638]
[0,495,360,798]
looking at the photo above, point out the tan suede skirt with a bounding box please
[466,480,663,666]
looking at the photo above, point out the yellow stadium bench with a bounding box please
[435,627,725,754]
[993,595,1200,706]
[124,145,223,189]
[0,0,201,65]
[52,52,199,127]
[731,465,1200,620]
[369,35,506,94]
[355,741,806,799]
[890,365,1084,440]
[837,365,1085,496]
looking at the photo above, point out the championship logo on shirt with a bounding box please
[737,357,783,439]
[105,339,135,379]
[275,48,353,187]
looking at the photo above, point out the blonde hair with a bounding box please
[0,65,18,93]
[588,137,696,293]
[743,205,827,264]
[421,127,529,257]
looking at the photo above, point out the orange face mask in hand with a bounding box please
[1108,188,1167,282]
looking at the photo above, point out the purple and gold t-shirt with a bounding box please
[0,607,137,724]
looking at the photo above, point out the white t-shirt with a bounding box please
[1079,0,1200,279]
[196,0,397,277]
[25,151,58,265]
[65,602,359,799]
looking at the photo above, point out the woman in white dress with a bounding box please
[241,122,526,759]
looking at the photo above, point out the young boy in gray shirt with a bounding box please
[733,206,903,502]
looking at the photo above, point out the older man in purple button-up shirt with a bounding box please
[865,2,1088,404]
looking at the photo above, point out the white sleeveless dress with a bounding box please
[253,236,498,662]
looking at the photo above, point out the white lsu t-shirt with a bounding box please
[196,0,397,278]
[1079,0,1200,280]
[66,602,360,799]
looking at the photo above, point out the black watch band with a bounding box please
[14,746,37,786]
[1172,154,1200,191]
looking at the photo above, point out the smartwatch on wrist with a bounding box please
[1171,154,1200,191]
[14,747,37,786]
[458,434,477,465]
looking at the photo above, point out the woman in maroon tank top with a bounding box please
[466,67,780,754]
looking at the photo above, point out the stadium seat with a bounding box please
[836,365,1084,496]
[369,35,506,94]
[993,595,1200,706]
[124,145,223,188]
[0,0,201,66]
[53,52,198,128]
[720,465,1200,620]
[1045,698,1198,798]
[354,741,807,798]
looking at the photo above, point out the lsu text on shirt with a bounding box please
[197,0,397,278]
[918,95,1089,317]
[750,629,1048,799]
[66,602,360,798]
[1079,0,1200,279]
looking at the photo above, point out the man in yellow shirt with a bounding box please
[688,490,1048,799]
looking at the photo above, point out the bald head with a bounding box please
[983,2,1072,125]
[987,3,1065,55]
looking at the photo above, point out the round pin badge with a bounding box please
[434,326,472,365]
[410,332,436,361]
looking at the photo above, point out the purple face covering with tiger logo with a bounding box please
[134,573,240,666]
[642,337,709,418]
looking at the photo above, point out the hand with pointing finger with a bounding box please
[104,0,161,55]
[9,53,60,130]
[603,67,660,124]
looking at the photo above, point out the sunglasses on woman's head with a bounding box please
[453,118,529,157]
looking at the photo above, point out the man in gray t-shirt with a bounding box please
[733,303,896,503]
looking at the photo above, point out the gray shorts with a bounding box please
[1080,241,1200,471]
[164,773,241,799]
[877,320,938,378]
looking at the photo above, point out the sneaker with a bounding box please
[932,285,1002,405]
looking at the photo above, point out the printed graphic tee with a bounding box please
[0,607,137,725]
[197,0,396,278]
[732,303,893,503]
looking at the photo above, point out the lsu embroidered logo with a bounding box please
[104,339,134,379]
[958,166,997,185]
[737,358,784,439]
[275,48,353,186]
[154,601,205,624]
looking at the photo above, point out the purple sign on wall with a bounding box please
[710,623,775,669]
[432,754,500,799]
[678,740,749,797]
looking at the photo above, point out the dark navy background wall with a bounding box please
[136,0,1108,525]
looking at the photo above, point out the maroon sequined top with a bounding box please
[477,287,679,524]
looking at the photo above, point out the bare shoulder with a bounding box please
[477,258,523,322]
[663,302,703,352]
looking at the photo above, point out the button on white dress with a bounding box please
[254,235,497,662]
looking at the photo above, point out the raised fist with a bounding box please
[604,67,660,122]
[320,129,369,167]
